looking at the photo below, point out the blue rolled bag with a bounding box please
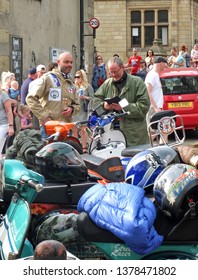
[77,182,164,255]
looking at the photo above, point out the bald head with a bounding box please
[34,240,67,260]
[57,52,73,74]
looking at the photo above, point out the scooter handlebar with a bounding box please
[115,111,130,118]
[28,180,43,193]
[75,120,89,125]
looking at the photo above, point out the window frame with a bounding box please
[130,9,169,48]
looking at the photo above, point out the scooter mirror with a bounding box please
[119,98,128,108]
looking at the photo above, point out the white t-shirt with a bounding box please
[145,69,163,108]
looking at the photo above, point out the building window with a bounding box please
[131,10,168,48]
[144,11,154,23]
[145,26,155,46]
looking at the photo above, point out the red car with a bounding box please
[160,67,198,131]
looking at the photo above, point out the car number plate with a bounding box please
[168,101,193,108]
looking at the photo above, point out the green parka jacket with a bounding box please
[93,74,150,147]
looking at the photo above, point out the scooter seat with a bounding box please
[81,154,125,182]
[77,212,123,243]
[121,144,152,157]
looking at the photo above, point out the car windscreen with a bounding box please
[160,76,198,95]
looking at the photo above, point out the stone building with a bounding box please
[0,0,94,84]
[94,0,198,62]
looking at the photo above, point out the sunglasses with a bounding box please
[75,76,81,78]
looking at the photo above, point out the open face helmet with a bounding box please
[35,142,88,183]
[153,163,198,219]
[125,146,180,192]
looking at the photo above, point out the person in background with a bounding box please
[145,49,155,71]
[93,56,150,147]
[1,71,16,92]
[9,80,20,100]
[8,80,20,117]
[167,47,185,68]
[145,56,167,142]
[136,59,147,81]
[18,104,33,131]
[47,61,58,71]
[0,83,14,159]
[124,48,142,75]
[92,54,108,92]
[190,44,198,68]
[26,51,80,138]
[72,69,94,153]
[113,54,120,58]
[1,72,18,150]
[28,64,46,130]
[178,44,187,67]
[35,64,46,78]
[34,240,67,260]
[20,67,37,105]
[184,46,191,67]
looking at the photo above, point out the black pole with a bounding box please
[80,0,84,70]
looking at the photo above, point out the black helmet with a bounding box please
[125,146,180,192]
[35,142,88,183]
[153,163,198,219]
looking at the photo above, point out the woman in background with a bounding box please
[72,69,94,153]
[92,54,108,92]
[0,83,14,159]
[145,49,155,71]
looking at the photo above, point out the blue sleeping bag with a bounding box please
[77,182,164,255]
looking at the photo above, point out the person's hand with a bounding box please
[61,106,73,117]
[8,126,14,136]
[103,101,112,110]
[111,103,122,111]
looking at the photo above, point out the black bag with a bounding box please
[83,100,89,112]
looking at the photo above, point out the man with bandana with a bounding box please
[26,52,80,132]
[92,56,150,147]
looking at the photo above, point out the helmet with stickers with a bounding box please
[125,146,180,193]
[153,163,198,219]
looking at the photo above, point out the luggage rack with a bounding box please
[148,110,185,147]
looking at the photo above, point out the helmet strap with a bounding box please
[166,200,198,239]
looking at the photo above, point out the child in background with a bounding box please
[18,104,33,130]
[9,80,20,100]
[8,80,20,117]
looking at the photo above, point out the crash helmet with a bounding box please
[35,142,88,183]
[125,146,180,192]
[153,163,198,219]
[32,210,79,246]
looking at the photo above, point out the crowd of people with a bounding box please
[1,43,198,160]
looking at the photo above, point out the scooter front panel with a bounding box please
[0,195,31,259]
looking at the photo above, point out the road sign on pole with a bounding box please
[89,18,100,29]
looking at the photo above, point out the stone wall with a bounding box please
[0,0,94,83]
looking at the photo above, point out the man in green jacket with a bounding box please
[93,56,150,147]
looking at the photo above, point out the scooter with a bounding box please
[0,159,79,260]
[0,159,44,259]
[1,140,125,217]
[84,98,129,159]
[31,162,198,260]
[43,120,83,154]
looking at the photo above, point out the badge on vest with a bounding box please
[48,88,61,101]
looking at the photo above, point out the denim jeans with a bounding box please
[40,126,48,139]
